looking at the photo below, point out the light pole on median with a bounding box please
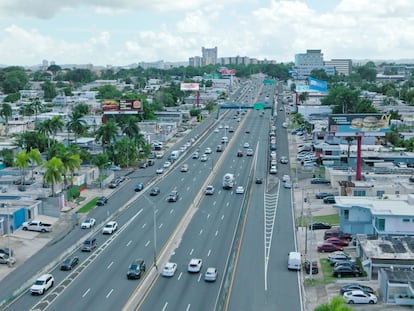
[143,195,158,270]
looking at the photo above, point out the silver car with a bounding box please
[204,267,217,282]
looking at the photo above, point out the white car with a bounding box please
[162,262,177,277]
[205,147,212,154]
[155,152,164,159]
[102,221,118,234]
[284,181,292,189]
[81,218,96,229]
[180,164,189,172]
[343,290,377,304]
[200,154,208,162]
[280,156,288,164]
[270,166,277,174]
[214,128,219,133]
[192,152,199,159]
[188,258,202,273]
[243,142,250,148]
[205,185,215,195]
[235,186,244,194]
[282,175,290,182]
[224,125,229,129]
[163,161,171,168]
[204,267,217,282]
[156,167,164,174]
[30,274,54,295]
[246,148,254,156]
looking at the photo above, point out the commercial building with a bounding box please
[324,59,352,76]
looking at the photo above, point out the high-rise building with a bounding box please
[324,59,352,76]
[189,56,202,67]
[293,49,335,80]
[202,47,218,65]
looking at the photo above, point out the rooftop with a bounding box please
[359,235,414,261]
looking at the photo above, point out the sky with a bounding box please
[0,0,413,67]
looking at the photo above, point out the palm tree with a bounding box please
[58,150,81,189]
[298,92,309,105]
[66,111,87,144]
[120,116,140,138]
[92,153,111,194]
[28,148,42,181]
[50,116,64,141]
[14,150,30,187]
[30,99,43,123]
[37,119,53,149]
[95,121,119,152]
[0,103,13,136]
[345,136,355,164]
[43,157,64,196]
[314,296,352,311]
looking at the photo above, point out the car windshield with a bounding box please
[130,264,138,270]
[63,259,71,264]
[34,280,45,285]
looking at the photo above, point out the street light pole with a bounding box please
[6,203,11,266]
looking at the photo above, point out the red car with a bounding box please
[317,243,343,253]
[324,229,353,241]
[326,237,349,247]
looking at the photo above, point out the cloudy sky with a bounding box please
[0,0,413,67]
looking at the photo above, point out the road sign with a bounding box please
[253,102,265,110]
[263,79,275,85]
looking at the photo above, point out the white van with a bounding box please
[288,251,301,271]
[221,136,228,144]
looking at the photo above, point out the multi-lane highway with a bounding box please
[4,79,302,311]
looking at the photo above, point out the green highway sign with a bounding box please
[263,79,275,85]
[253,102,265,110]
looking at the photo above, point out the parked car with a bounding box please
[326,237,349,247]
[60,256,79,271]
[334,260,357,269]
[317,243,343,253]
[102,221,118,234]
[310,178,330,184]
[139,162,148,169]
[343,290,377,304]
[324,229,353,241]
[328,251,353,265]
[134,183,144,192]
[156,167,164,174]
[162,262,177,277]
[96,196,108,206]
[340,283,375,295]
[127,259,146,279]
[315,192,334,199]
[149,187,160,196]
[308,222,332,230]
[304,260,319,274]
[333,265,361,277]
[163,161,171,168]
[81,218,96,229]
[0,248,13,256]
[323,196,336,204]
[0,253,16,265]
[204,267,218,282]
[30,274,54,295]
[280,156,288,164]
[188,258,202,273]
[109,179,120,188]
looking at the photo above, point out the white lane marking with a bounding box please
[106,289,114,298]
[190,249,194,255]
[221,214,224,220]
[170,209,174,214]
[197,274,202,282]
[82,288,90,298]
[207,214,210,219]
[162,302,168,311]
[186,304,191,311]
[207,249,211,257]
[215,230,219,236]
[199,229,203,235]
[142,223,146,229]
[226,202,229,207]
[145,240,150,247]
[107,262,114,269]
[159,223,163,229]
[126,240,132,247]
[178,272,182,280]
[187,186,190,191]
[213,201,216,206]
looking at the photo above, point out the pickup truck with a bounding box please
[22,220,52,233]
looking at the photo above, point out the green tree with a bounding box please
[95,121,119,152]
[58,149,81,189]
[43,157,64,196]
[314,296,352,311]
[28,148,42,181]
[3,93,21,102]
[0,67,28,93]
[37,119,53,149]
[50,116,64,141]
[0,103,13,136]
[30,99,43,123]
[119,116,140,139]
[14,150,30,187]
[298,92,309,105]
[310,69,329,81]
[92,153,111,190]
[66,111,87,144]
[96,85,122,99]
[73,103,90,116]
[42,80,57,101]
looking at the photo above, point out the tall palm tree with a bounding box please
[92,153,111,193]
[50,116,64,141]
[95,121,119,152]
[120,116,140,139]
[345,136,355,164]
[58,150,81,189]
[66,111,87,144]
[37,119,53,149]
[14,150,30,186]
[30,99,43,123]
[28,148,43,181]
[43,157,64,196]
[0,103,13,136]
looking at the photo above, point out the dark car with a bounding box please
[317,243,343,253]
[139,162,148,169]
[304,260,319,274]
[127,259,146,279]
[134,183,144,192]
[324,229,353,241]
[167,190,179,202]
[310,178,330,184]
[308,222,332,230]
[96,196,108,206]
[147,159,155,166]
[60,257,79,271]
[117,176,126,182]
[237,151,243,157]
[109,179,120,188]
[149,187,160,196]
[340,283,375,295]
[255,177,263,184]
[323,196,336,204]
[0,248,13,256]
[315,192,333,199]
[333,265,361,277]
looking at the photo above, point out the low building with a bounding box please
[379,267,414,305]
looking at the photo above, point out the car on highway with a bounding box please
[163,161,171,168]
[284,181,292,189]
[180,164,189,172]
[245,129,250,134]
[343,290,377,304]
[156,167,164,174]
[216,145,222,152]
[270,166,277,174]
[326,237,349,247]
[205,185,215,195]
[308,222,332,230]
[96,196,108,206]
[243,142,250,148]
[333,265,361,277]
[246,148,254,156]
[162,262,177,277]
[237,150,243,157]
[188,259,202,273]
[280,156,288,164]
[315,192,334,199]
[255,177,263,184]
[282,175,290,182]
[323,196,336,204]
[310,178,330,184]
[205,147,212,154]
[81,237,97,252]
[167,190,179,202]
[200,154,208,162]
[204,267,217,282]
[102,221,118,234]
[317,243,343,252]
[30,274,54,295]
[235,186,245,194]
[192,151,199,159]
[214,128,219,133]
[127,259,146,280]
[340,283,375,295]
[149,187,160,196]
[134,183,144,192]
[81,218,96,229]
[60,257,79,271]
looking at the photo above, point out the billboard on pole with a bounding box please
[180,83,200,91]
[102,99,143,115]
[328,113,391,137]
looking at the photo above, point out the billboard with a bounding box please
[102,99,143,115]
[217,67,236,75]
[180,83,200,91]
[328,113,391,137]
[308,77,328,93]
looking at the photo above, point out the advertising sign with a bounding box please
[328,114,391,137]
[308,77,328,93]
[102,99,143,115]
[180,83,200,91]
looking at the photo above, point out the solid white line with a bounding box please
[106,289,114,298]
[199,229,203,235]
[107,262,113,269]
[178,272,182,280]
[162,302,168,311]
[159,223,163,229]
[186,304,191,311]
[190,249,194,255]
[170,209,174,214]
[145,240,150,247]
[82,288,90,298]
[126,240,132,247]
[221,214,224,220]
[207,249,211,257]
[207,213,210,219]
[215,230,218,236]
[197,274,202,282]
